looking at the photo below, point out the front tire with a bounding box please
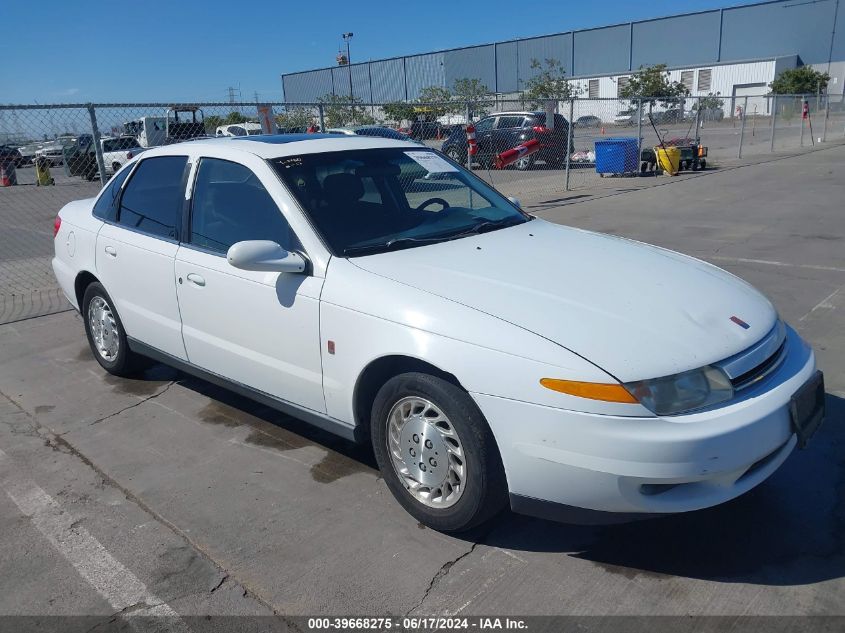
[82,282,147,376]
[371,372,507,532]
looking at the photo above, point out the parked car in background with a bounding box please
[410,119,450,140]
[16,143,40,165]
[35,141,69,166]
[574,115,602,128]
[613,108,642,126]
[326,126,415,142]
[215,122,263,137]
[52,134,824,532]
[648,108,684,124]
[102,136,145,174]
[441,111,574,170]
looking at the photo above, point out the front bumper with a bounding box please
[472,326,817,517]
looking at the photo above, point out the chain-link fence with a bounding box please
[1,96,843,324]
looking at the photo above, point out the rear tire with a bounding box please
[371,372,507,532]
[82,282,148,377]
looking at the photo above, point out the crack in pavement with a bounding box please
[405,541,482,616]
[0,386,280,618]
[88,381,176,426]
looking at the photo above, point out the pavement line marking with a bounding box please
[799,288,841,322]
[708,256,845,274]
[0,447,189,629]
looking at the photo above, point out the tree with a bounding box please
[382,101,418,125]
[453,78,489,103]
[275,107,311,130]
[770,66,830,94]
[223,111,249,124]
[692,92,724,111]
[620,64,689,109]
[522,58,579,108]
[318,94,375,127]
[417,86,452,118]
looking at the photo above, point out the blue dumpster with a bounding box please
[594,138,639,175]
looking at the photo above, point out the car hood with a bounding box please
[350,219,776,382]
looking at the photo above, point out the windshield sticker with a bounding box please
[404,151,458,173]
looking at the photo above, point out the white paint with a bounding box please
[708,255,845,274]
[0,448,187,629]
[799,288,841,321]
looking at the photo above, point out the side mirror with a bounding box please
[227,240,306,274]
[507,196,522,209]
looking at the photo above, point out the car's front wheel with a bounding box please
[371,372,507,532]
[82,282,147,376]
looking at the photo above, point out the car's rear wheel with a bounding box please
[82,282,147,376]
[371,372,507,532]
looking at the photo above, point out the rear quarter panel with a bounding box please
[52,198,102,309]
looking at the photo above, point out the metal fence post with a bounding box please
[737,95,748,159]
[694,96,702,141]
[770,94,777,153]
[636,97,643,172]
[800,96,806,147]
[465,102,473,172]
[86,104,107,185]
[564,98,573,191]
[318,104,326,133]
[822,94,829,142]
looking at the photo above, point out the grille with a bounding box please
[730,340,787,391]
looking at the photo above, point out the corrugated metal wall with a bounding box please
[444,45,496,93]
[573,25,630,76]
[632,11,721,69]
[281,0,845,102]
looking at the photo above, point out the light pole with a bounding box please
[342,32,354,123]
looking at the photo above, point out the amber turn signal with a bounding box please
[539,378,638,403]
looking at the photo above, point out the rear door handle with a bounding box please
[186,273,206,287]
[104,245,117,257]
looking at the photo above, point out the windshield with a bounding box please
[271,148,528,256]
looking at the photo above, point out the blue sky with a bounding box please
[2,0,761,104]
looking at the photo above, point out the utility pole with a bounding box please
[227,86,237,104]
[342,32,354,123]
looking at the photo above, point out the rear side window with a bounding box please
[189,158,298,255]
[92,166,133,221]
[117,156,187,239]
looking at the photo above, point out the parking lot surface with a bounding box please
[0,145,843,622]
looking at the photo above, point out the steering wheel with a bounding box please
[416,197,450,211]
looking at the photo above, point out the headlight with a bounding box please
[624,366,733,416]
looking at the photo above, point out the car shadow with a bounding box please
[125,362,843,585]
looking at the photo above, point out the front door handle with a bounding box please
[104,245,117,257]
[186,273,206,287]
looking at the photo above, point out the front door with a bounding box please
[174,156,325,413]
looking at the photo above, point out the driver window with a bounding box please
[189,158,300,255]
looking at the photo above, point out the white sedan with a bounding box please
[51,134,825,531]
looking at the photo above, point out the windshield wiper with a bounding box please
[449,217,525,238]
[343,235,450,257]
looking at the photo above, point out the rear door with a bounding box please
[96,155,189,359]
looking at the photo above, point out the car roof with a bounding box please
[138,133,421,159]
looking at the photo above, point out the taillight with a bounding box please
[126,151,133,160]
[53,215,62,238]
[532,125,550,133]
